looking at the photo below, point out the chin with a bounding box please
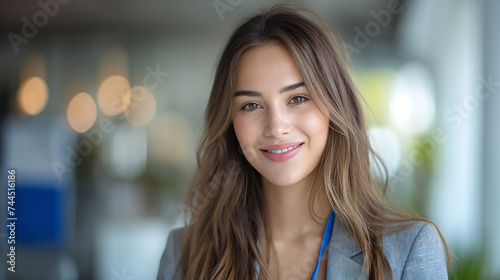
[262,171,305,187]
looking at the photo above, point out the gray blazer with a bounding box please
[157,219,448,279]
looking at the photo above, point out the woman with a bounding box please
[157,4,449,280]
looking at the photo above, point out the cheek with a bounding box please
[299,109,329,144]
[232,116,259,150]
[301,110,329,172]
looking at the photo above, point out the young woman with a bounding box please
[157,5,449,280]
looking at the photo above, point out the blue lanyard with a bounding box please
[310,210,335,280]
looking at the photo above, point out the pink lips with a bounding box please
[260,142,303,162]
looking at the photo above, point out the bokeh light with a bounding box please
[125,86,156,127]
[17,76,49,116]
[389,62,436,135]
[97,75,131,116]
[67,92,97,133]
[102,123,148,180]
[368,126,402,178]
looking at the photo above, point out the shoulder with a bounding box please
[382,221,448,279]
[157,227,185,280]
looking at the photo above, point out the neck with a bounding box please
[262,170,332,241]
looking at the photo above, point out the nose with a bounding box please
[263,107,292,138]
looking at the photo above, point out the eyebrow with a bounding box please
[234,81,305,97]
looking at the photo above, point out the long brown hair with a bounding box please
[178,4,449,279]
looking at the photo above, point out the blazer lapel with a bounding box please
[326,217,366,279]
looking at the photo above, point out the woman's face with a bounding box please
[232,44,329,187]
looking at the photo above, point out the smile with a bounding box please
[260,142,303,162]
[265,143,302,153]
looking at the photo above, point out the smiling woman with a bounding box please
[233,44,329,189]
[157,4,449,280]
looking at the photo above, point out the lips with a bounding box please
[260,141,303,151]
[260,142,303,162]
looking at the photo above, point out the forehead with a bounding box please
[235,44,304,92]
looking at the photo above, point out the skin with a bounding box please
[232,43,332,280]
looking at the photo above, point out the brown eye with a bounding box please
[289,95,308,105]
[241,102,262,111]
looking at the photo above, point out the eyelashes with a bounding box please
[289,95,307,104]
[241,102,262,111]
[239,95,310,111]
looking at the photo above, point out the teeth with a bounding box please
[267,144,301,154]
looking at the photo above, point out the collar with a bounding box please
[326,216,365,279]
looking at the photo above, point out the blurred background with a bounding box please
[0,0,498,279]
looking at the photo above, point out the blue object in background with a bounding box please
[13,184,65,249]
[1,116,77,279]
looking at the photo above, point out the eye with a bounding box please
[241,102,262,111]
[289,95,308,105]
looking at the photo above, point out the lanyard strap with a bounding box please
[310,210,335,280]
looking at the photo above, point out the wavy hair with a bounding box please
[177,4,449,280]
